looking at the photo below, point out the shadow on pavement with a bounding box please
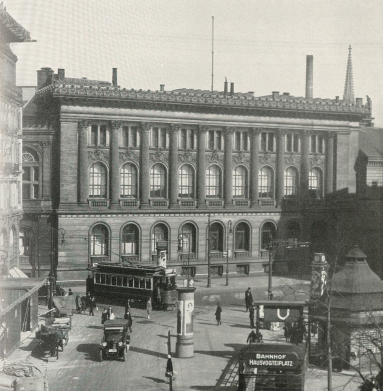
[87,325,103,330]
[230,323,251,329]
[135,320,152,324]
[143,376,167,384]
[129,346,167,359]
[76,343,100,362]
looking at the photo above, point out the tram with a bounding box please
[89,263,177,309]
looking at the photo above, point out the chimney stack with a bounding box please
[305,55,313,99]
[37,67,54,89]
[57,68,65,81]
[224,78,228,96]
[356,97,363,107]
[112,68,118,87]
[272,91,280,99]
[230,82,234,96]
[160,84,165,92]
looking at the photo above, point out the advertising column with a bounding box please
[176,287,196,358]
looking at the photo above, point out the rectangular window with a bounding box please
[146,278,152,289]
[134,277,139,288]
[90,125,98,145]
[216,131,222,150]
[160,128,167,148]
[318,135,324,153]
[131,127,138,147]
[121,127,129,147]
[95,273,101,283]
[268,134,274,152]
[106,275,111,285]
[208,131,214,150]
[100,274,106,284]
[111,276,117,286]
[261,132,275,152]
[189,130,195,149]
[286,134,292,152]
[123,277,128,287]
[311,135,316,153]
[293,135,299,152]
[243,133,248,151]
[181,129,187,149]
[128,277,134,287]
[152,127,159,148]
[235,132,241,151]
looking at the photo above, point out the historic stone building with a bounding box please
[0,3,30,276]
[22,50,379,281]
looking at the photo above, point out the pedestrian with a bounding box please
[244,287,253,312]
[146,297,152,319]
[215,303,222,325]
[75,295,81,313]
[165,354,174,384]
[249,306,255,328]
[125,299,131,313]
[101,308,108,324]
[89,295,96,316]
[107,306,115,320]
[124,309,133,333]
[68,288,73,296]
[283,321,292,342]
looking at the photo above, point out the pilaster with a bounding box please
[300,129,311,200]
[110,121,121,206]
[197,126,208,208]
[169,124,180,208]
[276,129,285,206]
[325,133,334,195]
[224,127,234,208]
[140,122,151,208]
[250,128,260,208]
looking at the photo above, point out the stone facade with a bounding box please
[22,60,380,281]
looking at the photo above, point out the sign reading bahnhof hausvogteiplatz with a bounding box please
[245,352,299,369]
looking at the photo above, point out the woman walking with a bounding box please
[146,297,152,319]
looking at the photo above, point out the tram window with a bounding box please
[140,278,145,289]
[123,277,128,287]
[146,279,152,289]
[128,278,134,287]
[117,276,122,286]
[95,273,101,283]
[106,275,111,285]
[100,274,106,284]
[111,276,117,286]
[134,278,139,288]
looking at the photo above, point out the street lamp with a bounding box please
[226,220,233,286]
[178,233,191,287]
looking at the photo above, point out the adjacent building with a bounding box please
[21,49,383,282]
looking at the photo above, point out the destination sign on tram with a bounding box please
[245,352,299,369]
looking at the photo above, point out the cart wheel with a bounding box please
[99,350,103,362]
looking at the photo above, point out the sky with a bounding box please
[7,0,383,127]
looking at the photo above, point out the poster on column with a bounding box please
[185,300,194,334]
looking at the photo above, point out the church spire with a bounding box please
[343,45,355,103]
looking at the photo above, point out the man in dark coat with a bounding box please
[89,295,96,316]
[245,287,253,312]
[124,309,133,333]
[249,306,255,328]
[165,354,173,384]
[215,303,222,325]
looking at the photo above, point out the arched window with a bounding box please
[286,221,301,247]
[150,164,167,198]
[235,222,250,251]
[260,222,277,251]
[206,165,222,198]
[122,224,139,255]
[284,167,299,197]
[209,222,223,252]
[259,166,274,198]
[151,223,168,253]
[120,163,138,198]
[89,162,107,198]
[90,224,109,255]
[180,223,196,254]
[179,164,195,198]
[233,166,248,198]
[309,168,323,199]
[22,148,39,200]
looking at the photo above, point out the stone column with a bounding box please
[41,141,52,200]
[110,121,121,206]
[325,132,334,195]
[300,130,311,199]
[197,126,208,208]
[140,122,151,208]
[224,127,234,208]
[250,128,260,208]
[169,124,180,208]
[276,130,285,206]
[78,121,89,205]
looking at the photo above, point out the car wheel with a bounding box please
[99,350,103,362]
[122,349,126,362]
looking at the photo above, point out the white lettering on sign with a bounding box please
[249,359,293,367]
[256,354,286,359]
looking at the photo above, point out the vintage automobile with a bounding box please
[99,319,130,361]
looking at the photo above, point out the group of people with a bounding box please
[74,292,97,316]
[283,319,307,344]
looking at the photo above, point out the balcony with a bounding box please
[150,199,169,208]
[88,199,110,208]
[178,199,197,208]
[90,256,109,264]
[232,199,250,207]
[121,255,139,264]
[209,251,223,259]
[180,253,197,260]
[258,199,276,207]
[119,199,140,208]
[234,251,250,259]
[206,199,224,208]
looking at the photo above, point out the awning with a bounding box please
[8,267,29,278]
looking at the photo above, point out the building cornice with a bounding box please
[35,82,371,124]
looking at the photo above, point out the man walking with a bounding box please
[215,303,222,326]
[124,309,133,333]
[245,287,253,312]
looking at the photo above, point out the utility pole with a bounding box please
[207,214,211,288]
